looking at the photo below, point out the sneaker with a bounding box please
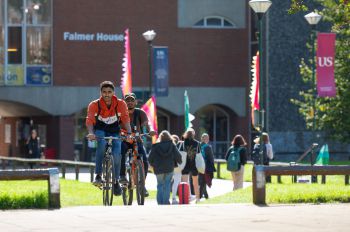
[93,174,102,186]
[172,199,179,205]
[113,182,122,196]
[195,199,200,204]
[144,187,149,197]
[189,195,196,202]
[119,175,128,184]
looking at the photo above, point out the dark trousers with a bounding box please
[199,174,208,199]
[120,141,148,179]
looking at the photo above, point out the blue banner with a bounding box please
[26,66,52,85]
[153,46,169,97]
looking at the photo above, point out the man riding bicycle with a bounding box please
[86,81,132,196]
[119,92,156,197]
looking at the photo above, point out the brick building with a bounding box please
[0,0,252,160]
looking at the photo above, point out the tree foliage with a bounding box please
[291,0,350,142]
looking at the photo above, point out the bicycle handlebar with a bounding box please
[93,133,150,141]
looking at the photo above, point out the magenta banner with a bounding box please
[316,33,336,97]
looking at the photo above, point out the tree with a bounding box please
[291,0,350,142]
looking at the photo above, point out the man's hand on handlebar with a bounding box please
[87,133,96,141]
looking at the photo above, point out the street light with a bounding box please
[249,0,272,133]
[142,30,156,97]
[304,11,321,171]
[249,0,271,168]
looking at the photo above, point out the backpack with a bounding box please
[251,144,269,165]
[227,147,241,172]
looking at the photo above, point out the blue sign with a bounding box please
[26,66,52,85]
[153,46,169,97]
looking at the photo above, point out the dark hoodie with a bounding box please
[148,140,182,174]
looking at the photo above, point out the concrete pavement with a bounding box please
[1,203,349,231]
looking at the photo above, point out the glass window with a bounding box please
[27,27,51,64]
[8,0,23,24]
[8,26,22,64]
[6,64,24,85]
[224,19,233,27]
[26,0,52,25]
[193,16,236,28]
[206,17,221,26]
[194,19,204,26]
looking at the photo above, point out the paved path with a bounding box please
[1,203,349,231]
[59,169,251,200]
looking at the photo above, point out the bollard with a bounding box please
[48,168,61,209]
[345,175,349,185]
[321,175,326,184]
[252,165,266,205]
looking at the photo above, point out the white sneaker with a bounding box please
[189,195,196,202]
[172,199,179,205]
[195,199,200,204]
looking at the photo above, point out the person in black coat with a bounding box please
[148,130,182,205]
[26,129,40,169]
[199,133,216,199]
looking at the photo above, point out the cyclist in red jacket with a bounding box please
[86,81,131,196]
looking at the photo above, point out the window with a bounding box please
[197,105,230,158]
[194,16,236,28]
[0,0,52,86]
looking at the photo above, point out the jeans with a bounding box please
[95,130,122,182]
[120,141,148,178]
[156,172,173,205]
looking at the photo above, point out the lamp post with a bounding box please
[249,0,272,167]
[304,12,321,175]
[249,0,272,133]
[142,30,156,98]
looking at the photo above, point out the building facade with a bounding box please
[0,0,251,160]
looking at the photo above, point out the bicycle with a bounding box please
[94,136,122,206]
[120,132,149,206]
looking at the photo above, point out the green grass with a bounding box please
[203,174,350,204]
[0,179,156,209]
[217,163,252,182]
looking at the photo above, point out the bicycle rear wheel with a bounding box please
[102,155,115,206]
[122,168,133,205]
[135,159,145,205]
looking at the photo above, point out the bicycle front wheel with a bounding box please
[135,159,145,205]
[102,155,115,206]
[122,168,133,205]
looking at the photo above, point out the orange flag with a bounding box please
[120,29,132,97]
[141,96,158,143]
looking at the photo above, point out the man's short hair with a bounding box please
[100,81,115,91]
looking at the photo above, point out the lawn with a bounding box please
[0,179,156,209]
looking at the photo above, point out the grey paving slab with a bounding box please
[0,204,349,232]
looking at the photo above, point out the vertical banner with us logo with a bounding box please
[316,33,336,97]
[153,46,169,97]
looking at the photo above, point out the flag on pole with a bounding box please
[141,96,158,143]
[315,144,330,165]
[184,90,195,130]
[249,51,260,128]
[120,29,132,97]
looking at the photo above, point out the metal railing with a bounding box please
[0,156,95,182]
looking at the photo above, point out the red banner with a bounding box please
[316,33,336,97]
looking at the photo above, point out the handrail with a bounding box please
[0,156,95,182]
